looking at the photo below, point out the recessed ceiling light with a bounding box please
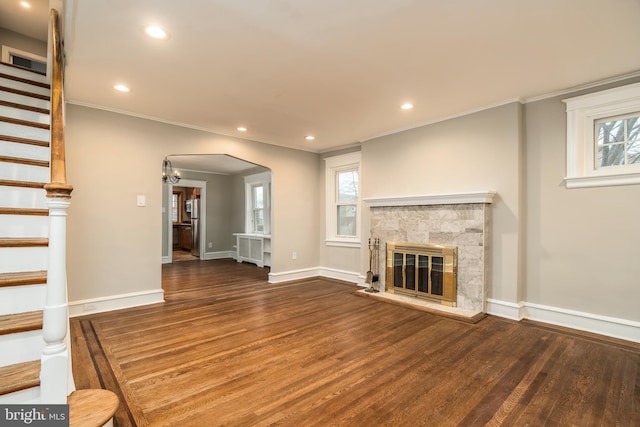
[401,103,414,110]
[237,127,247,132]
[20,1,31,8]
[113,84,131,92]
[305,135,315,141]
[145,25,169,40]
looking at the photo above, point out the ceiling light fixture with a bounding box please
[145,25,169,40]
[237,127,247,132]
[305,135,315,141]
[401,103,414,110]
[113,84,131,92]
[20,1,31,8]
[162,157,180,184]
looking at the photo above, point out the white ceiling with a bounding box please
[4,0,640,154]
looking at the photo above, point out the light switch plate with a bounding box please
[137,195,146,207]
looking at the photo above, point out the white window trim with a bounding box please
[563,82,640,188]
[244,171,271,235]
[1,45,47,67]
[325,152,361,248]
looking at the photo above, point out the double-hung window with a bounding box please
[564,82,640,188]
[325,152,361,247]
[244,171,271,234]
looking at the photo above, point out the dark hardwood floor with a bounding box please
[70,259,640,426]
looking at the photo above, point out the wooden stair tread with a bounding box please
[0,116,50,130]
[0,238,48,247]
[0,207,48,216]
[68,389,119,427]
[0,72,50,89]
[0,179,46,188]
[0,270,47,287]
[0,134,49,147]
[0,360,40,396]
[0,85,50,101]
[0,310,42,335]
[0,155,49,168]
[0,99,50,115]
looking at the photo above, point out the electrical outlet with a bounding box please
[292,252,297,260]
[208,242,213,249]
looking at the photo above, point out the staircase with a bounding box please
[0,62,53,404]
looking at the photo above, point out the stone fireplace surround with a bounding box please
[364,191,495,314]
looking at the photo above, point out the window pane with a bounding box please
[627,117,640,141]
[253,209,264,232]
[336,205,356,236]
[253,185,264,209]
[598,143,625,167]
[628,141,640,165]
[337,170,358,203]
[171,194,178,222]
[597,120,624,145]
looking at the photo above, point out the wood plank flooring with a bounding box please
[70,259,640,426]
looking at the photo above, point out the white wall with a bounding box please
[65,104,320,303]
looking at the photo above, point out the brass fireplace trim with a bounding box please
[385,242,458,307]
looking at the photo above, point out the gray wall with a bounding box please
[65,104,320,302]
[0,28,46,58]
[358,103,524,304]
[524,77,640,321]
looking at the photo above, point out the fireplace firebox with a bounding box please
[386,242,457,306]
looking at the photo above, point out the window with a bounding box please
[564,82,640,188]
[325,152,361,247]
[595,114,640,168]
[171,192,182,223]
[1,46,46,74]
[244,171,271,234]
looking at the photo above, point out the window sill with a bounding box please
[325,239,361,248]
[565,171,640,188]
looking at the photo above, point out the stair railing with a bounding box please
[41,8,74,404]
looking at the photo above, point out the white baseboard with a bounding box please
[69,289,165,317]
[523,301,640,343]
[202,250,235,260]
[487,298,640,343]
[162,255,171,264]
[268,267,361,284]
[486,298,525,321]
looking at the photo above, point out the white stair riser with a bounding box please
[0,104,50,125]
[0,89,50,111]
[0,186,47,209]
[0,385,40,404]
[0,77,50,97]
[0,215,49,238]
[0,284,45,316]
[0,122,49,141]
[0,330,42,368]
[0,64,48,85]
[0,247,48,274]
[0,162,49,183]
[0,141,50,162]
